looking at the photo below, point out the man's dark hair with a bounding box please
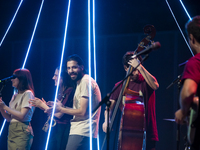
[185,16,200,43]
[66,54,84,66]
[66,54,86,73]
[122,51,142,68]
[122,51,134,68]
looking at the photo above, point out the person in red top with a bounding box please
[102,52,159,150]
[30,67,75,150]
[175,16,200,150]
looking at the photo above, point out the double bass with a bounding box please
[109,25,156,150]
[118,89,145,150]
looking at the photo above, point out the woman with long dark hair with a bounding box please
[0,68,35,150]
[29,67,75,150]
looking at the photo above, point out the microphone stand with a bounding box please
[93,54,149,150]
[166,74,182,150]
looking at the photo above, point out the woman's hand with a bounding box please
[45,100,63,115]
[29,98,49,111]
[29,97,44,107]
[0,98,6,110]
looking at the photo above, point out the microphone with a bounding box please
[0,75,17,83]
[132,42,161,58]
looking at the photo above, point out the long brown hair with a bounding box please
[56,66,74,88]
[14,68,34,95]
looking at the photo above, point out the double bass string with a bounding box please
[0,0,24,47]
[0,0,44,137]
[44,0,72,149]
[165,0,194,56]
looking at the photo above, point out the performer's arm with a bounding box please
[47,96,88,117]
[137,65,159,90]
[0,104,30,122]
[0,97,30,122]
[30,98,49,110]
[0,108,11,122]
[175,79,197,124]
[128,58,159,90]
[102,99,116,132]
[29,98,64,119]
[180,79,197,114]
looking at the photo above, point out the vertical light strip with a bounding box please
[92,0,97,81]
[88,0,93,150]
[0,0,24,47]
[22,0,45,68]
[0,0,44,137]
[92,0,100,150]
[179,0,192,21]
[165,0,194,56]
[0,120,6,136]
[44,0,71,149]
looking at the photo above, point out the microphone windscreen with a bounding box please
[152,42,161,50]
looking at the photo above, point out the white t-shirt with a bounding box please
[9,90,35,122]
[70,74,101,138]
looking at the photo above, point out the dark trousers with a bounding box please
[48,123,71,150]
[66,135,98,150]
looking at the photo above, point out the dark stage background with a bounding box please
[0,0,200,150]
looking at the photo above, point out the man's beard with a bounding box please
[130,74,139,81]
[69,72,83,82]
